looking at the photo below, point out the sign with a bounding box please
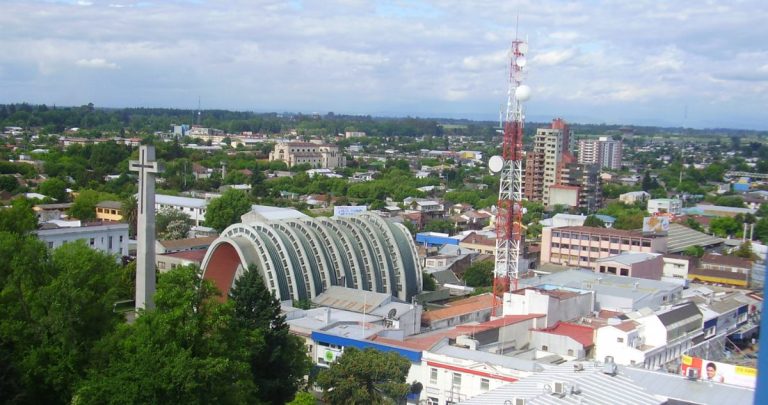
[333,205,367,217]
[642,216,669,235]
[681,355,757,388]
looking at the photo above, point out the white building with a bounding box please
[619,191,650,205]
[647,198,683,215]
[578,136,623,170]
[36,221,129,259]
[154,194,209,226]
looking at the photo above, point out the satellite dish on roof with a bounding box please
[387,308,397,319]
[489,155,504,173]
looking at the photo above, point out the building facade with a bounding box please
[200,212,422,302]
[36,222,129,259]
[541,226,667,268]
[577,136,623,170]
[269,142,346,169]
[524,126,564,205]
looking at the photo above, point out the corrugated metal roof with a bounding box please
[621,366,755,405]
[665,223,724,253]
[460,362,662,405]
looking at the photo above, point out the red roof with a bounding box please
[422,294,499,324]
[533,321,595,347]
[613,320,640,332]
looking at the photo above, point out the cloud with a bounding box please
[532,48,577,66]
[76,58,118,69]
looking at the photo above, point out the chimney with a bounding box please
[325,307,332,325]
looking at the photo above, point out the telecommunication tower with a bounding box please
[487,37,531,316]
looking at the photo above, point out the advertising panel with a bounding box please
[642,216,670,235]
[333,205,367,217]
[681,354,757,388]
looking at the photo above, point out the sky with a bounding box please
[1,0,767,130]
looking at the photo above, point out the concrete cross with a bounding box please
[130,145,163,311]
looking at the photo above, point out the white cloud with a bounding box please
[76,58,118,69]
[532,48,577,66]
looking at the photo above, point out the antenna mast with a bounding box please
[491,32,530,317]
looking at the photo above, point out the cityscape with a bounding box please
[1,1,766,405]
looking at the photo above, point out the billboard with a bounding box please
[681,354,757,388]
[642,216,670,235]
[333,205,367,217]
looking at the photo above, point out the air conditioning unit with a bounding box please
[686,367,700,380]
[554,382,566,396]
[573,363,584,372]
[515,398,527,405]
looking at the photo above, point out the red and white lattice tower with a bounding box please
[489,38,530,317]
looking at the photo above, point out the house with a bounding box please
[503,286,595,328]
[156,250,207,272]
[647,198,682,215]
[95,200,124,222]
[33,202,73,222]
[154,194,209,226]
[530,321,596,359]
[619,190,650,205]
[459,232,496,255]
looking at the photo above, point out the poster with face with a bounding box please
[681,355,757,388]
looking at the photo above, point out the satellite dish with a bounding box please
[515,85,532,101]
[516,56,527,67]
[488,155,504,173]
[387,308,397,319]
[518,42,529,54]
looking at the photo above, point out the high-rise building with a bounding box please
[524,122,567,205]
[577,136,622,170]
[554,155,602,212]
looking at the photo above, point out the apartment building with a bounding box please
[524,127,564,205]
[577,136,623,170]
[541,226,667,268]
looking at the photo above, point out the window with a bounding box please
[158,262,165,269]
[452,373,461,388]
[620,268,629,276]
[607,267,617,274]
[617,337,624,343]
[542,345,549,351]
[553,231,560,237]
[567,349,574,356]
[642,240,651,247]
[430,368,438,384]
[108,236,113,250]
[581,234,590,240]
[599,266,606,273]
[610,237,619,243]
[480,378,490,392]
[591,235,600,242]
[621,238,630,245]
[552,243,560,248]
[47,242,54,249]
[610,249,619,254]
[89,238,95,246]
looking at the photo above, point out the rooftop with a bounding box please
[533,321,595,347]
[155,194,208,209]
[551,226,648,239]
[701,253,752,269]
[157,236,217,251]
[311,286,393,314]
[523,270,681,301]
[96,200,123,210]
[422,293,499,324]
[430,339,544,373]
[596,252,661,266]
[666,223,724,254]
[159,250,207,263]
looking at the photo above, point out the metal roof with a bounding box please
[430,339,544,373]
[621,366,755,405]
[155,194,207,209]
[460,362,662,405]
[657,302,702,327]
[522,270,680,301]
[596,252,661,266]
[666,223,724,253]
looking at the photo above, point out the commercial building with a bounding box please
[201,212,422,302]
[269,142,345,169]
[689,254,752,287]
[154,194,209,226]
[541,226,667,268]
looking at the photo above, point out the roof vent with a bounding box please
[602,356,617,376]
[573,363,584,372]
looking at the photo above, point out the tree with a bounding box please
[422,272,437,291]
[0,198,37,234]
[205,189,252,232]
[38,177,69,202]
[463,260,494,287]
[423,219,454,235]
[287,391,317,405]
[229,266,311,404]
[683,245,705,258]
[317,347,411,405]
[0,239,127,404]
[583,215,605,228]
[733,241,756,260]
[69,190,117,221]
[74,266,257,404]
[156,207,193,240]
[0,174,20,193]
[709,217,741,238]
[122,196,138,239]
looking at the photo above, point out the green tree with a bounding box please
[230,266,311,404]
[205,189,252,232]
[709,216,741,238]
[74,266,257,404]
[733,241,756,260]
[38,177,69,202]
[423,219,454,235]
[121,196,138,239]
[0,239,127,404]
[317,347,411,405]
[0,175,20,193]
[583,215,605,228]
[0,198,37,234]
[69,190,117,221]
[683,245,705,258]
[463,260,494,287]
[422,272,437,291]
[287,391,317,405]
